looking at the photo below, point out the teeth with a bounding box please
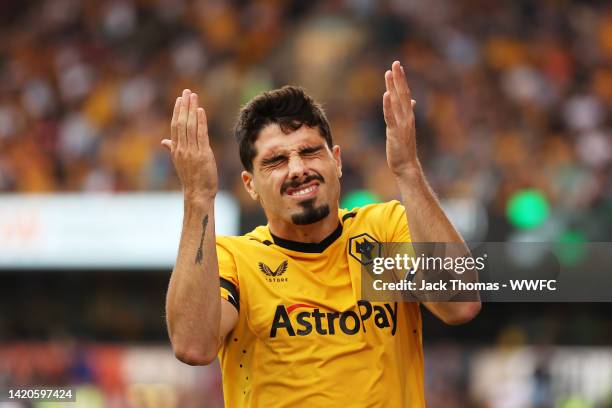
[290,185,316,196]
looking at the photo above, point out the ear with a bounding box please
[332,145,342,178]
[241,170,259,201]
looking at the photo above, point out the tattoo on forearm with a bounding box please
[195,215,209,264]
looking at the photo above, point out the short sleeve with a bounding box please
[216,237,240,312]
[385,200,412,242]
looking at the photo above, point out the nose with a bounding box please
[287,153,307,180]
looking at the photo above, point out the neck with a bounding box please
[268,205,339,243]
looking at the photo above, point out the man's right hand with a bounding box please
[162,89,218,202]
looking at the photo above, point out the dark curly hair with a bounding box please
[234,86,333,172]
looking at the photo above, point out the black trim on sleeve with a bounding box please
[342,212,356,222]
[270,222,343,253]
[220,278,240,311]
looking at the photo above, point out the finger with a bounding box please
[170,97,181,146]
[385,70,404,123]
[392,61,412,114]
[177,89,191,148]
[411,99,416,108]
[161,139,173,152]
[197,107,208,150]
[186,93,198,149]
[383,92,396,128]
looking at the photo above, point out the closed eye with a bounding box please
[299,145,324,156]
[261,154,288,167]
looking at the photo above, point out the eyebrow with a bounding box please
[259,144,325,167]
[299,144,324,155]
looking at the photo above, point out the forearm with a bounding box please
[395,162,463,244]
[382,61,479,323]
[166,197,221,362]
[395,163,481,324]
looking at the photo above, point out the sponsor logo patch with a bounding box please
[270,300,398,337]
[258,260,288,282]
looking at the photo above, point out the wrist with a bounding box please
[184,190,216,209]
[392,160,425,182]
[184,187,216,199]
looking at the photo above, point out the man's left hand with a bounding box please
[383,60,419,177]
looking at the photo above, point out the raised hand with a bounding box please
[162,89,218,201]
[383,61,419,177]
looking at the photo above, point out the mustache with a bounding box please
[280,173,325,195]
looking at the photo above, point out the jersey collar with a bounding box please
[269,222,343,253]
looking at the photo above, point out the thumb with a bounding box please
[161,139,173,152]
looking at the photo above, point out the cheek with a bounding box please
[329,175,341,194]
[320,160,340,180]
[260,172,284,197]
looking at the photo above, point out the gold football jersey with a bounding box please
[216,201,424,408]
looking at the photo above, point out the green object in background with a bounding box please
[554,230,587,267]
[555,396,592,408]
[506,189,550,229]
[341,189,380,209]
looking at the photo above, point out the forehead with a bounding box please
[254,124,326,158]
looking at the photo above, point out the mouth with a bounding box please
[284,181,320,199]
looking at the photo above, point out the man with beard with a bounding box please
[164,61,480,407]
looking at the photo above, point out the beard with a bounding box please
[281,173,330,225]
[291,198,330,225]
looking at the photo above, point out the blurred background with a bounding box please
[0,0,611,406]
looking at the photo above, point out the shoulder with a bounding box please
[342,200,405,222]
[341,200,408,242]
[216,225,272,250]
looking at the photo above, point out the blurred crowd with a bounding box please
[0,0,611,238]
[1,342,611,408]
